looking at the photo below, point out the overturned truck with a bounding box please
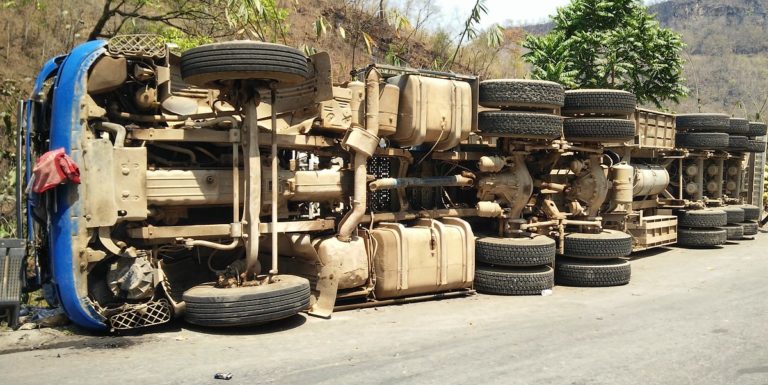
[19,36,765,331]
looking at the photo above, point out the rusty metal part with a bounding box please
[476,201,504,217]
[568,154,608,217]
[128,127,234,143]
[368,175,474,191]
[519,220,559,231]
[361,208,478,223]
[183,238,240,251]
[270,84,279,277]
[98,227,123,256]
[244,98,262,277]
[541,198,566,220]
[127,220,335,241]
[337,67,381,242]
[93,121,126,148]
[333,289,475,312]
[477,156,507,173]
[476,153,532,219]
[535,180,566,193]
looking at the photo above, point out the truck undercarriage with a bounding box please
[16,35,765,331]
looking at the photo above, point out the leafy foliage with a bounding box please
[155,26,212,54]
[88,0,290,44]
[523,0,687,107]
[0,79,23,236]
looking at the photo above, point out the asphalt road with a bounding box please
[2,231,768,385]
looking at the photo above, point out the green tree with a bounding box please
[523,0,687,107]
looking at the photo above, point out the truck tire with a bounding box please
[747,121,767,137]
[676,227,727,247]
[478,111,563,139]
[720,224,744,240]
[721,206,745,224]
[562,118,635,142]
[180,41,311,88]
[728,118,749,135]
[740,221,758,236]
[474,265,554,295]
[475,235,556,267]
[675,113,730,132]
[746,139,766,153]
[183,275,310,327]
[562,89,636,116]
[726,135,749,152]
[675,132,729,150]
[676,209,727,228]
[554,257,631,287]
[563,229,633,259]
[739,204,760,221]
[478,79,564,109]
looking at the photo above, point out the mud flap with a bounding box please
[307,260,340,318]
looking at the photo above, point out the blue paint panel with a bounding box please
[26,57,63,244]
[48,40,108,331]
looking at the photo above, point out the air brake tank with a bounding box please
[633,164,670,196]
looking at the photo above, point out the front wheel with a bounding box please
[183,275,311,327]
[180,41,311,88]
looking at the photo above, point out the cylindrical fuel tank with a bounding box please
[610,162,634,205]
[633,164,670,196]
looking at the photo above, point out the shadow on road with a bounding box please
[628,247,672,261]
[180,313,308,336]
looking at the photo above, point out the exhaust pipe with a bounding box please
[337,67,381,242]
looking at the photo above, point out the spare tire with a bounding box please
[676,227,727,247]
[183,275,310,327]
[474,265,554,295]
[181,41,311,88]
[675,113,730,132]
[747,121,767,137]
[554,257,631,287]
[478,111,563,139]
[563,229,633,259]
[675,132,729,150]
[562,118,635,143]
[562,89,636,116]
[676,209,727,228]
[475,235,556,267]
[479,79,564,109]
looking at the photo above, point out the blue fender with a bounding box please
[48,39,109,331]
[26,55,64,282]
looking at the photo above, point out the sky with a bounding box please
[431,0,572,29]
[427,0,667,30]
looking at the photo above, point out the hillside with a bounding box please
[651,0,768,116]
[523,0,768,117]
